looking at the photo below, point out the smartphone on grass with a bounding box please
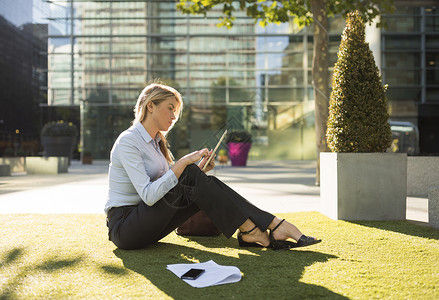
[202,129,228,171]
[181,268,205,280]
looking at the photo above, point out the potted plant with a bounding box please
[41,120,78,160]
[320,11,407,221]
[226,130,252,167]
[217,149,228,164]
[82,150,93,164]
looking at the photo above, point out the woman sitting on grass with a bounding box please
[104,82,321,250]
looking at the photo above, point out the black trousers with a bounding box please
[107,164,275,250]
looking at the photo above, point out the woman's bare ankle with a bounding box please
[269,218,303,242]
[240,227,270,247]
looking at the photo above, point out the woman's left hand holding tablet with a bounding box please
[198,149,215,172]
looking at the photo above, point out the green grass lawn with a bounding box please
[1,212,438,299]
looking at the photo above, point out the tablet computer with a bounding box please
[202,129,227,171]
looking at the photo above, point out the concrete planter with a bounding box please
[428,187,439,230]
[0,157,25,173]
[25,156,68,174]
[41,136,76,159]
[407,156,439,197]
[320,152,407,220]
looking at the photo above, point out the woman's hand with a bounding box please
[182,148,209,165]
[171,148,209,179]
[198,150,215,173]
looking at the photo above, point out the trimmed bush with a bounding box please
[326,11,391,153]
[41,120,77,137]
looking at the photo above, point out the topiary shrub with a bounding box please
[41,120,77,137]
[326,11,391,153]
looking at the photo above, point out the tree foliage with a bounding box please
[177,0,395,29]
[326,11,391,153]
[176,0,395,183]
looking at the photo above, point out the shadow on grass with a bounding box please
[1,247,84,299]
[114,236,347,299]
[348,220,439,240]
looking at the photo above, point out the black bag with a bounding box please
[176,211,221,236]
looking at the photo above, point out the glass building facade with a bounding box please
[0,0,48,155]
[44,1,439,159]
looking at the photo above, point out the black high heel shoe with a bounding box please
[237,226,265,248]
[296,235,322,248]
[269,219,322,250]
[269,219,299,251]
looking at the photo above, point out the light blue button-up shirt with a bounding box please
[105,122,178,213]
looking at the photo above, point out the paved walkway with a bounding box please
[0,160,428,223]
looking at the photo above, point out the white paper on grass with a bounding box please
[166,260,242,288]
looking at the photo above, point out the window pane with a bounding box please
[426,35,439,49]
[385,52,420,68]
[151,53,185,69]
[384,69,421,85]
[112,19,147,35]
[112,37,148,53]
[268,88,304,102]
[426,88,439,101]
[426,16,439,32]
[385,36,421,50]
[387,87,421,101]
[76,37,111,53]
[426,68,439,84]
[426,52,439,67]
[48,71,71,88]
[265,70,304,86]
[48,88,70,105]
[384,16,421,32]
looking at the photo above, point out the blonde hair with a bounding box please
[133,83,183,164]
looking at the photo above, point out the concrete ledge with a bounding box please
[408,156,439,197]
[429,187,439,230]
[0,164,11,176]
[25,157,68,174]
[0,157,25,173]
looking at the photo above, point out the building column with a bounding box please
[365,17,381,72]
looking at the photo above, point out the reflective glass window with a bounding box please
[385,52,420,68]
[386,87,421,101]
[384,17,421,32]
[426,88,439,101]
[76,37,111,53]
[151,37,179,51]
[112,37,148,53]
[426,52,439,67]
[48,71,71,88]
[48,88,71,105]
[384,69,421,85]
[112,19,147,35]
[74,2,110,19]
[49,38,71,54]
[268,88,305,102]
[426,35,439,49]
[385,36,421,50]
[426,68,439,85]
[426,16,439,32]
[265,70,305,86]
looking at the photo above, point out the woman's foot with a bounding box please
[238,226,270,247]
[269,218,303,242]
[269,218,321,249]
[296,235,322,247]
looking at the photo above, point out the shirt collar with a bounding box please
[134,122,161,144]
